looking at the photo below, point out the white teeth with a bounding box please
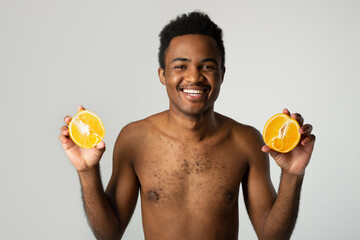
[183,89,204,94]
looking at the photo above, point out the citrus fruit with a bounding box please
[263,113,301,153]
[69,110,105,149]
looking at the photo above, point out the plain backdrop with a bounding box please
[1,0,359,239]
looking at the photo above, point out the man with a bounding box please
[59,11,315,240]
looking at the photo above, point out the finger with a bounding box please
[283,108,290,116]
[64,116,72,125]
[291,113,304,127]
[77,105,85,112]
[299,124,313,135]
[60,125,69,136]
[301,134,316,146]
[59,131,76,150]
[59,133,69,144]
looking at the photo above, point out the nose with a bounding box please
[185,67,203,83]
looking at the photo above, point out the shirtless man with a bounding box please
[59,12,315,240]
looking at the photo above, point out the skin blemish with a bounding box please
[147,190,160,202]
[195,162,200,173]
[224,190,234,201]
[181,159,190,174]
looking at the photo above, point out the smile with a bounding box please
[182,89,206,96]
[179,85,209,94]
[178,86,210,101]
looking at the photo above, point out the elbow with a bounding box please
[259,225,293,240]
[92,223,124,240]
[93,231,123,240]
[256,217,293,240]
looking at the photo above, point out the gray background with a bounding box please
[1,0,359,239]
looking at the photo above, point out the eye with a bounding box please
[174,65,186,70]
[202,65,215,71]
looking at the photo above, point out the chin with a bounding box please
[182,105,214,117]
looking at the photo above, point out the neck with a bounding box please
[166,107,218,142]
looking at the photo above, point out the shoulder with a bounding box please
[216,113,265,161]
[216,113,263,144]
[112,112,167,166]
[114,111,167,148]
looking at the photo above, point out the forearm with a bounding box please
[78,165,121,240]
[261,171,304,240]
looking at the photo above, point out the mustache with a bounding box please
[178,83,211,90]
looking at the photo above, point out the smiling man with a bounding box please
[60,11,315,240]
[159,33,224,119]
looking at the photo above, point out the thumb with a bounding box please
[262,145,279,159]
[95,141,106,157]
[89,141,106,161]
[96,141,106,151]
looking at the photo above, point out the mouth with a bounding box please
[179,86,210,98]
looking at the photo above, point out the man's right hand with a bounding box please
[59,106,106,172]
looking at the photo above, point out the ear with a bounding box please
[220,66,226,84]
[158,68,166,85]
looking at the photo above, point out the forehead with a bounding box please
[165,34,221,63]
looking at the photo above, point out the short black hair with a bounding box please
[158,11,225,69]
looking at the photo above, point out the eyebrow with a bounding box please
[200,58,218,65]
[170,57,190,63]
[170,57,218,64]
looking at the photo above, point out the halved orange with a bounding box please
[69,110,105,149]
[263,113,301,153]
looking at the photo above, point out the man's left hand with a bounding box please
[262,108,316,176]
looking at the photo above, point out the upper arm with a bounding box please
[241,127,276,235]
[105,124,140,236]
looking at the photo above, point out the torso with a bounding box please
[130,111,256,240]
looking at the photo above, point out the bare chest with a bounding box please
[135,136,248,210]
